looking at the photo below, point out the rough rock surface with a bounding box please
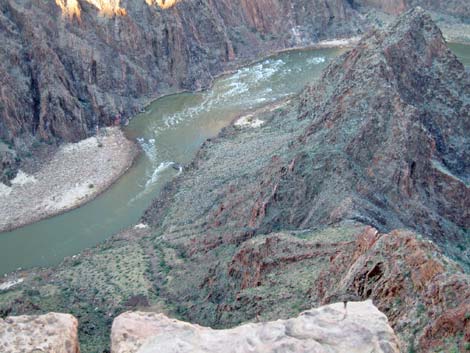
[0,312,79,353]
[1,0,467,153]
[0,150,19,186]
[0,0,363,150]
[111,301,400,353]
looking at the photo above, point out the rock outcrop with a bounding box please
[145,7,470,265]
[0,0,363,150]
[111,301,400,353]
[0,313,80,353]
[138,8,469,351]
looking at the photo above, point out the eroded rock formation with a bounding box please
[2,0,467,153]
[137,8,469,351]
[111,301,400,353]
[0,6,468,353]
[145,7,470,265]
[0,313,79,353]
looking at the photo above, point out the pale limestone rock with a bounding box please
[111,300,400,353]
[0,313,80,353]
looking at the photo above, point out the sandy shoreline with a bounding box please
[0,128,138,233]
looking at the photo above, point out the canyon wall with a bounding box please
[138,8,469,351]
[0,0,362,150]
[0,5,469,353]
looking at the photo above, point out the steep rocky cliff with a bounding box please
[0,0,363,150]
[144,7,470,266]
[1,0,467,155]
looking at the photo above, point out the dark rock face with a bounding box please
[260,8,470,260]
[0,0,363,148]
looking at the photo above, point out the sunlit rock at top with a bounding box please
[55,0,81,18]
[146,0,181,9]
[56,0,180,18]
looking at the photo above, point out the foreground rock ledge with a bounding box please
[0,312,79,353]
[111,300,400,353]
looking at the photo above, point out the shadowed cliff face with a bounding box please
[0,0,363,149]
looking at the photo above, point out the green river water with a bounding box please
[0,44,468,275]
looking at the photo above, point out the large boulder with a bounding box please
[0,313,80,353]
[111,300,400,353]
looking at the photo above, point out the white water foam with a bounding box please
[155,59,287,132]
[137,137,157,162]
[145,161,181,188]
[307,56,326,65]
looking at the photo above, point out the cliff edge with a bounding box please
[111,301,400,353]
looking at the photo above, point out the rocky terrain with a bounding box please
[0,8,468,353]
[0,301,399,353]
[355,0,470,20]
[111,301,400,353]
[143,7,470,265]
[139,7,468,350]
[0,312,79,353]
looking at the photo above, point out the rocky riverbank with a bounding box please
[0,128,138,232]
